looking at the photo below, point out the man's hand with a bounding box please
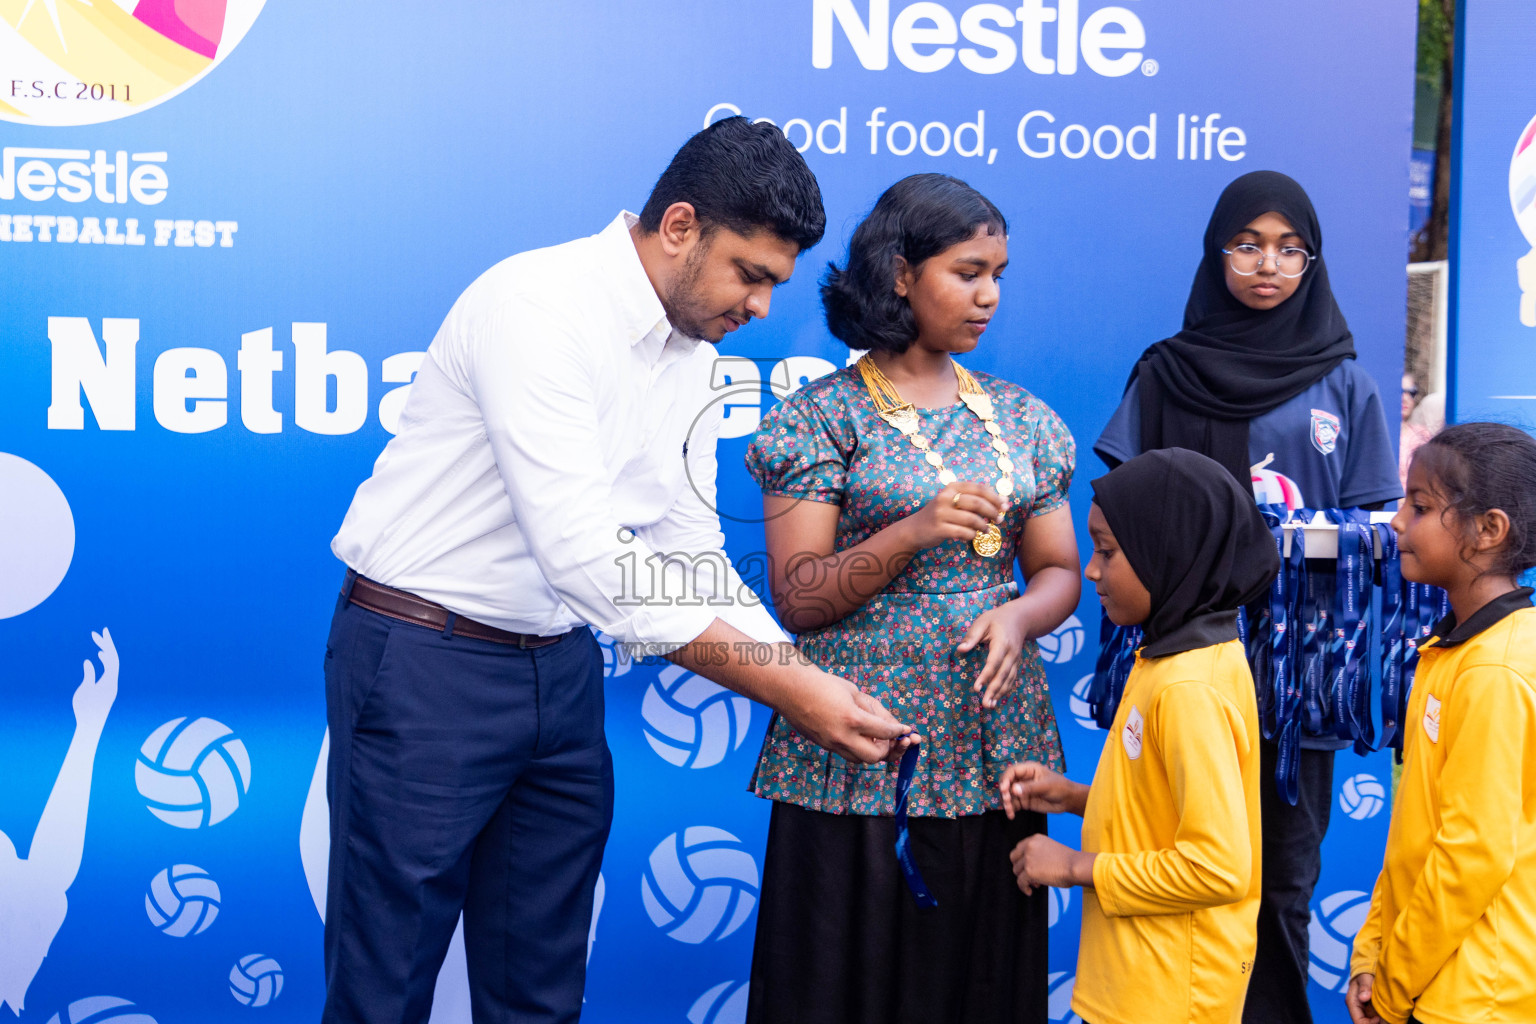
[999,761,1089,817]
[782,668,918,764]
[1009,834,1095,896]
[1346,973,1382,1024]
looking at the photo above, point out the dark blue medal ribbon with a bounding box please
[1274,507,1308,805]
[1295,509,1332,737]
[1254,505,1290,741]
[1373,524,1403,752]
[893,742,937,908]
[1325,509,1375,754]
[1089,614,1140,730]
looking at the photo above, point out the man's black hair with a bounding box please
[639,117,826,253]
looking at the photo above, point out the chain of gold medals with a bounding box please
[856,353,1012,557]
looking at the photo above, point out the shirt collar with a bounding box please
[602,211,687,351]
[1138,610,1241,660]
[1426,587,1535,648]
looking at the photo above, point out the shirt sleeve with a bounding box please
[1340,365,1403,507]
[744,390,850,505]
[639,388,790,646]
[1371,666,1536,1022]
[1092,680,1255,917]
[464,297,716,651]
[1092,380,1142,471]
[1349,869,1388,981]
[1028,400,1076,517]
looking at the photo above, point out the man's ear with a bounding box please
[656,202,700,258]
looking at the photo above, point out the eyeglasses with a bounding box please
[1221,243,1316,278]
[1405,386,1420,398]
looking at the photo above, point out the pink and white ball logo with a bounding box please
[1513,113,1536,327]
[0,0,264,125]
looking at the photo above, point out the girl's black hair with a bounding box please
[1413,421,1536,576]
[821,173,1006,354]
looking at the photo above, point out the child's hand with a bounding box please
[999,761,1088,818]
[1345,973,1381,1024]
[1009,834,1094,895]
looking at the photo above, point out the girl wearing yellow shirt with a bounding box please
[1348,423,1536,1024]
[1001,447,1278,1024]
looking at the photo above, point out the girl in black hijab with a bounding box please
[1092,172,1401,1024]
[999,449,1277,1024]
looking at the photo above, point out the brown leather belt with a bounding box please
[343,570,567,648]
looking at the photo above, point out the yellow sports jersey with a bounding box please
[1351,595,1536,1024]
[1073,639,1262,1024]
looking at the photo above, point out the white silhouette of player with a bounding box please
[0,628,118,1016]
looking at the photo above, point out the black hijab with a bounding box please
[1092,448,1279,657]
[1131,171,1356,485]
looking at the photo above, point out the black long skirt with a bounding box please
[746,801,1051,1024]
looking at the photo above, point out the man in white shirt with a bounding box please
[322,117,913,1024]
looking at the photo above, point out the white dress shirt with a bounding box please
[332,212,787,650]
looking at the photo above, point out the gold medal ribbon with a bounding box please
[857,354,1012,557]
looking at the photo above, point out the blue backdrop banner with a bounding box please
[1448,0,1536,426]
[0,3,1413,1022]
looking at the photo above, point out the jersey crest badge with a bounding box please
[1423,694,1441,743]
[1310,408,1341,455]
[1122,705,1144,760]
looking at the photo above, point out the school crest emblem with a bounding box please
[1122,706,1144,760]
[1310,409,1341,455]
[1423,694,1441,743]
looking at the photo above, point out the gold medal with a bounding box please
[972,524,1003,557]
[858,354,1018,558]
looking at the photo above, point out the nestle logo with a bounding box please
[0,148,168,205]
[812,0,1151,77]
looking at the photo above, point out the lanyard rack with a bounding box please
[1088,506,1450,804]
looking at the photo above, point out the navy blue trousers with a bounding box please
[322,594,612,1024]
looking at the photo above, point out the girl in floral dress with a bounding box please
[744,173,1079,1024]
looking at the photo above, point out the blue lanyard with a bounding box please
[893,743,937,908]
[1294,509,1333,737]
[1373,524,1402,752]
[1253,505,1290,741]
[1326,509,1375,753]
[1273,507,1309,805]
[1090,613,1140,730]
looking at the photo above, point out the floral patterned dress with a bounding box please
[746,364,1073,818]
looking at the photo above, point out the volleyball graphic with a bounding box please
[1338,773,1387,821]
[1047,886,1073,928]
[0,453,75,619]
[43,997,156,1024]
[145,864,220,937]
[0,0,266,125]
[641,665,753,769]
[229,954,283,1007]
[1037,615,1086,664]
[641,826,759,944]
[1069,674,1101,731]
[687,980,748,1024]
[135,716,251,828]
[594,630,633,679]
[1046,973,1082,1024]
[1307,889,1373,991]
[1512,113,1536,327]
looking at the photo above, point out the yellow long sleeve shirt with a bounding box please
[1072,636,1262,1024]
[1351,594,1536,1024]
